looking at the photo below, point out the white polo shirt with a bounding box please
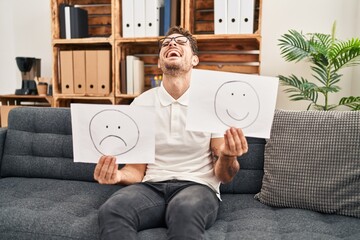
[131,83,223,196]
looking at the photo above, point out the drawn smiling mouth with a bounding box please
[100,135,127,146]
[226,109,249,121]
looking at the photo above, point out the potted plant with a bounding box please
[278,22,360,110]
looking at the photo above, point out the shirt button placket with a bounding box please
[170,102,180,136]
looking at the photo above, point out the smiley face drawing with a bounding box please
[89,109,140,156]
[214,81,260,129]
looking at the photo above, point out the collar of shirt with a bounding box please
[158,82,189,107]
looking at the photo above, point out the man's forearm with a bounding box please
[117,164,146,185]
[214,155,240,184]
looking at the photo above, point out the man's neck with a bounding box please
[162,73,191,100]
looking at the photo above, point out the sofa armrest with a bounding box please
[0,127,7,174]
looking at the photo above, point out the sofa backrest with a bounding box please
[0,107,96,182]
[0,107,266,191]
[220,137,265,194]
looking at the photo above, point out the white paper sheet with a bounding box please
[71,104,155,164]
[186,69,279,138]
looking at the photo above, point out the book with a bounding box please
[133,59,145,95]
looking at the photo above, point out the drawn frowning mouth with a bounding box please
[226,109,249,121]
[100,135,127,146]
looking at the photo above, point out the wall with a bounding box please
[0,0,51,95]
[261,0,360,110]
[0,0,359,109]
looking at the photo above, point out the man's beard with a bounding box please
[161,62,181,76]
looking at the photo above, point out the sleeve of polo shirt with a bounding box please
[211,133,223,139]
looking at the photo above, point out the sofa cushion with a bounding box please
[137,194,360,239]
[0,177,122,240]
[1,107,96,182]
[220,137,265,194]
[255,110,360,218]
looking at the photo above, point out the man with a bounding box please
[94,26,248,240]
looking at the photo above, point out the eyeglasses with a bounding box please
[158,36,189,49]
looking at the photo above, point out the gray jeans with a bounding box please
[98,180,219,240]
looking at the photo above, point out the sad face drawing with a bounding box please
[89,109,140,156]
[214,81,260,129]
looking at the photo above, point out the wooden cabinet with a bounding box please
[50,0,262,107]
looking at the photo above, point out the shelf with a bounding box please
[0,94,53,106]
[52,37,112,45]
[50,0,263,106]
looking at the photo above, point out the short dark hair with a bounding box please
[165,26,198,55]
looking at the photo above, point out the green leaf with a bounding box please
[278,75,318,104]
[338,96,360,110]
[279,30,311,62]
[330,38,360,71]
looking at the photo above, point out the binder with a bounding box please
[59,4,68,39]
[163,0,171,34]
[85,50,98,94]
[126,55,140,94]
[227,0,241,34]
[60,50,74,94]
[73,50,86,94]
[64,6,71,39]
[120,60,127,94]
[122,0,134,37]
[145,0,162,37]
[134,0,146,37]
[214,0,227,34]
[70,6,88,38]
[133,59,145,95]
[97,50,111,95]
[240,0,255,34]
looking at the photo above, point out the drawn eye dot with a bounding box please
[231,93,234,96]
[106,125,109,128]
[243,94,246,96]
[118,126,121,129]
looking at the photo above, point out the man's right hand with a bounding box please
[94,155,122,184]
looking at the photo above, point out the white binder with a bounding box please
[122,0,134,37]
[145,0,162,37]
[240,0,255,34]
[126,55,140,94]
[134,0,146,37]
[227,0,241,34]
[214,0,227,34]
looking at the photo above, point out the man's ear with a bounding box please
[192,55,199,67]
[157,58,160,68]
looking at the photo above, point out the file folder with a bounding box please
[60,50,74,94]
[97,50,111,95]
[240,0,255,34]
[122,0,134,37]
[214,0,227,34]
[85,50,98,94]
[227,0,241,34]
[73,50,86,94]
[145,0,162,37]
[134,0,146,37]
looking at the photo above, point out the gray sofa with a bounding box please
[0,107,359,240]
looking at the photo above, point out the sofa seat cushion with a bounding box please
[137,194,360,240]
[0,177,122,240]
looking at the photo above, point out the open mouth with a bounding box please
[166,50,181,58]
[100,135,127,146]
[226,109,249,121]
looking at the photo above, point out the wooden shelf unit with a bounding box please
[51,0,262,107]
